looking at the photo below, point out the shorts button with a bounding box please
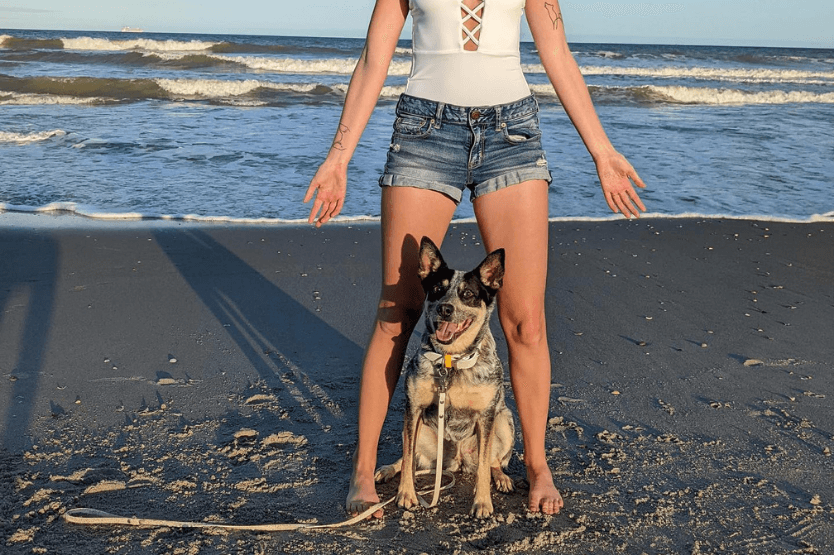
[470,110,480,120]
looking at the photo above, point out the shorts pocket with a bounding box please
[501,113,541,144]
[393,114,433,138]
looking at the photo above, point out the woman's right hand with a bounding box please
[304,158,347,227]
[302,0,409,227]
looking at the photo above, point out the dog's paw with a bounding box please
[374,464,400,483]
[396,488,419,510]
[470,497,494,519]
[491,467,514,493]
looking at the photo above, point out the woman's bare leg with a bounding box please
[473,179,564,514]
[347,186,458,516]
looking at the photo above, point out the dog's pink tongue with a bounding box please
[435,321,460,343]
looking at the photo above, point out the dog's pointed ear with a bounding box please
[418,236,445,280]
[478,248,505,290]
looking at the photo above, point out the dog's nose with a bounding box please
[437,303,454,319]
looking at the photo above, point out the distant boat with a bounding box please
[120,26,144,33]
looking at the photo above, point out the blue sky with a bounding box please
[1,0,833,48]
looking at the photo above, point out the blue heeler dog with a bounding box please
[376,237,515,518]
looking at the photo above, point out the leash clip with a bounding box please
[436,354,452,393]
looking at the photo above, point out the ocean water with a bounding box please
[1,29,833,223]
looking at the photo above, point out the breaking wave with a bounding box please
[0,129,66,144]
[3,73,833,107]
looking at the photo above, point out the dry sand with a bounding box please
[1,214,832,554]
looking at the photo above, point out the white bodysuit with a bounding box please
[405,0,532,107]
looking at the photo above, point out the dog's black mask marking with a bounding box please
[418,237,454,301]
[418,236,504,308]
[460,270,495,307]
[423,266,455,302]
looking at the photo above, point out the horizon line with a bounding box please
[1,26,832,50]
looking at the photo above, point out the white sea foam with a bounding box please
[0,202,342,225]
[332,83,404,98]
[379,85,406,98]
[528,84,557,97]
[61,36,218,52]
[157,78,399,100]
[147,50,834,84]
[264,56,831,85]
[647,85,834,105]
[578,65,834,84]
[6,77,832,106]
[0,129,66,144]
[156,78,265,97]
[2,203,830,227]
[212,54,413,76]
[519,63,834,84]
[530,83,834,105]
[0,93,106,106]
[155,78,340,98]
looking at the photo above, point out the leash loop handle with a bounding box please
[64,470,454,532]
[67,351,461,530]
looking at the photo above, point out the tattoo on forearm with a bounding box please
[332,124,349,151]
[544,3,562,30]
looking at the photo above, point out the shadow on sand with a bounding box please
[0,232,58,451]
[152,228,365,435]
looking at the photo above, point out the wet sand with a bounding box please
[1,213,832,553]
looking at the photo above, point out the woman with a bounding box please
[304,0,646,517]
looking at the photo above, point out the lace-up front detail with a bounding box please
[406,0,530,106]
[460,0,485,51]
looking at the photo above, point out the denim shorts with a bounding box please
[379,94,552,203]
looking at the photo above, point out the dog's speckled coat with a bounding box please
[376,237,515,518]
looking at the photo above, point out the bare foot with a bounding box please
[346,470,384,519]
[527,464,563,514]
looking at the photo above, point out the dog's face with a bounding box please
[417,237,504,354]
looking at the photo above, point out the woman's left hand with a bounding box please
[594,150,647,219]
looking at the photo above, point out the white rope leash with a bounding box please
[63,468,454,531]
[419,352,454,509]
[419,389,446,509]
[65,355,460,531]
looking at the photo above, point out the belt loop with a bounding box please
[495,105,502,131]
[434,101,444,129]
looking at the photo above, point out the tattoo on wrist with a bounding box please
[544,3,562,30]
[332,124,349,151]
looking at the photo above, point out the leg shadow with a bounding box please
[0,231,58,450]
[152,228,363,432]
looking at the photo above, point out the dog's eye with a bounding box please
[432,284,445,294]
[461,289,475,300]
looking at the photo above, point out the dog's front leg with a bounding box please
[396,400,423,510]
[471,413,496,518]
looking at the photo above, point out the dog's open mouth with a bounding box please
[433,318,473,344]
